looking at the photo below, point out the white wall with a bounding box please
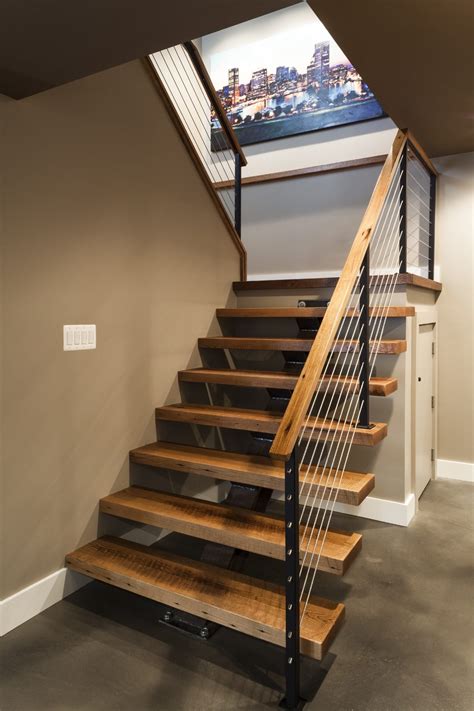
[240,165,381,279]
[434,152,474,469]
[201,3,398,277]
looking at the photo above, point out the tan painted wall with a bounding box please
[0,61,240,598]
[434,152,474,464]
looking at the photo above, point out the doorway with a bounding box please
[415,321,436,498]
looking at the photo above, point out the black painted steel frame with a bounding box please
[281,447,304,710]
[234,152,242,237]
[399,142,408,273]
[428,171,436,281]
[358,249,371,428]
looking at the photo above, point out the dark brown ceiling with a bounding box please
[0,0,299,99]
[308,0,474,156]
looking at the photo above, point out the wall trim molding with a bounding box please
[437,458,474,483]
[273,492,416,527]
[332,493,416,527]
[0,568,90,637]
[248,270,340,282]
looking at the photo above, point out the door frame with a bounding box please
[412,310,438,498]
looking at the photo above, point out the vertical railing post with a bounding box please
[428,173,436,280]
[399,143,408,273]
[282,447,302,710]
[358,249,370,428]
[234,152,242,237]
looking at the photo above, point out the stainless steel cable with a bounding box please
[152,50,236,220]
[298,160,406,615]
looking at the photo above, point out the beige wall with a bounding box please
[0,61,240,598]
[434,152,474,464]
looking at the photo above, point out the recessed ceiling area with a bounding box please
[0,0,299,99]
[308,0,474,156]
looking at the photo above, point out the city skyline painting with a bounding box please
[209,17,385,149]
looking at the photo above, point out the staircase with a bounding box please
[65,42,438,710]
[67,301,406,656]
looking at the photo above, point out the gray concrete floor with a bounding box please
[1,479,473,711]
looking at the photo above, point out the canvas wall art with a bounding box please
[209,15,385,149]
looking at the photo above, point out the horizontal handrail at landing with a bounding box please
[214,155,388,190]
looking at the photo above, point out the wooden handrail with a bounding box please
[183,41,247,167]
[214,155,388,190]
[269,129,407,461]
[402,129,438,176]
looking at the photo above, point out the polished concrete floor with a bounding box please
[1,479,473,710]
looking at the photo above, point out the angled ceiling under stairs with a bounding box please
[308,0,474,156]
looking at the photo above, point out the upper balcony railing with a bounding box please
[146,42,247,248]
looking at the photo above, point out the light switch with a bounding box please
[64,325,96,351]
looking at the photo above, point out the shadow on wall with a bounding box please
[246,116,393,158]
[243,164,382,279]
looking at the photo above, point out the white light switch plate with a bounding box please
[63,325,96,351]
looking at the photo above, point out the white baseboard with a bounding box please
[273,491,416,527]
[332,493,416,527]
[437,458,474,483]
[0,568,90,637]
[248,270,339,281]
[0,485,419,637]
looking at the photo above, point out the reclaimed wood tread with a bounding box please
[66,536,345,659]
[232,274,442,292]
[179,368,398,396]
[198,337,407,355]
[155,403,387,446]
[129,442,374,505]
[100,487,362,575]
[217,307,414,318]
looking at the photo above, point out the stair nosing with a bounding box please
[100,486,362,575]
[66,535,345,659]
[129,441,375,505]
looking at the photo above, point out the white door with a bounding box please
[415,323,435,498]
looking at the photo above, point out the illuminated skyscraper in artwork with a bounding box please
[228,67,239,104]
[250,68,268,96]
[312,41,330,87]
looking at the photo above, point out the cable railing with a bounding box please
[147,42,246,237]
[400,139,438,279]
[270,129,437,708]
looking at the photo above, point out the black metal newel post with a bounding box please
[399,143,408,273]
[358,249,370,428]
[234,152,242,237]
[428,172,436,280]
[282,447,302,710]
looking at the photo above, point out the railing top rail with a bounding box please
[183,41,247,166]
[403,129,438,176]
[269,129,408,461]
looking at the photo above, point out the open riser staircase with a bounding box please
[66,42,438,711]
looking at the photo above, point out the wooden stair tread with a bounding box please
[179,368,398,396]
[100,486,362,575]
[198,337,407,354]
[155,403,388,446]
[66,536,345,659]
[232,274,442,293]
[217,307,414,318]
[129,442,374,505]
